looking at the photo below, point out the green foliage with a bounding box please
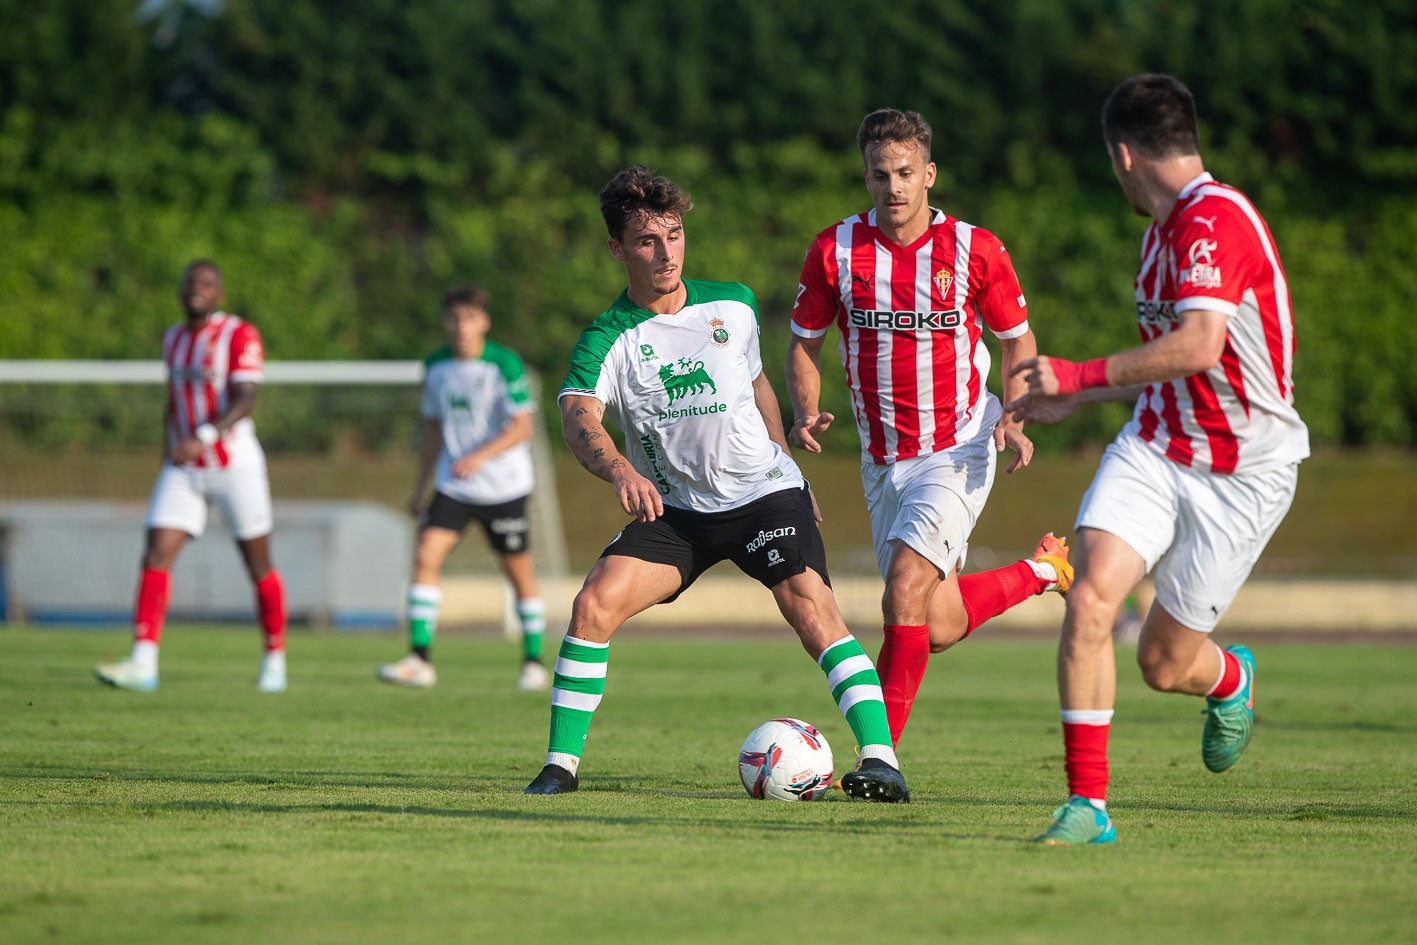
[2,0,1415,446]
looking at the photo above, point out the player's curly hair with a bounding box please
[1102,73,1200,160]
[598,165,694,240]
[857,108,932,165]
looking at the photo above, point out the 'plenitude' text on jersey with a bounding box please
[422,341,536,505]
[560,280,803,514]
[1125,172,1308,474]
[791,207,1030,464]
[163,312,264,469]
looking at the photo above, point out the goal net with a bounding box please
[0,360,568,625]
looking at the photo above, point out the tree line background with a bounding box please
[2,0,1415,451]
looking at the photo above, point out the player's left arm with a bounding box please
[974,237,1036,474]
[169,381,258,464]
[995,329,1037,475]
[752,370,792,455]
[450,411,534,478]
[753,369,823,523]
[1007,308,1228,423]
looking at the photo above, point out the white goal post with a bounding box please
[0,360,569,628]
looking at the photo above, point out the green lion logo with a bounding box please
[658,359,717,405]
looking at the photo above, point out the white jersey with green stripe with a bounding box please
[559,279,804,513]
[422,340,536,504]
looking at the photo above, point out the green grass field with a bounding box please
[3,627,1415,945]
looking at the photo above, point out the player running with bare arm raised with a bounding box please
[1009,74,1309,845]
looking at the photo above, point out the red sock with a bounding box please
[957,560,1043,638]
[877,624,930,747]
[134,568,171,644]
[1062,720,1111,800]
[1207,646,1243,700]
[256,570,287,652]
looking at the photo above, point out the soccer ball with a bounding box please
[737,718,834,801]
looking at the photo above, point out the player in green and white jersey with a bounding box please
[377,285,549,692]
[523,165,909,802]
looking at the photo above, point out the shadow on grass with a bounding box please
[10,794,945,835]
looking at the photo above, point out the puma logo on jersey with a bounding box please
[1193,215,1218,232]
[659,359,717,405]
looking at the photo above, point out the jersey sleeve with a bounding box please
[1170,201,1256,318]
[484,342,536,415]
[419,348,452,419]
[738,285,764,377]
[971,234,1030,340]
[228,322,265,383]
[789,233,839,339]
[418,368,440,419]
[559,322,618,409]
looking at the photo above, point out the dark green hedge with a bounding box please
[2,0,1414,449]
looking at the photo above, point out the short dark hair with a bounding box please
[1102,73,1200,160]
[598,165,693,240]
[183,259,223,284]
[442,284,489,312]
[857,108,932,164]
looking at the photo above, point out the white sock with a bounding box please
[1026,558,1058,586]
[547,752,580,775]
[858,744,901,769]
[131,640,159,674]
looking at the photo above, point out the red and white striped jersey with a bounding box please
[1124,173,1309,475]
[162,312,265,469]
[791,207,1030,464]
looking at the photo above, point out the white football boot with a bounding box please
[94,658,158,692]
[257,650,287,694]
[377,653,437,688]
[517,660,551,692]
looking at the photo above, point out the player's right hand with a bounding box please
[168,437,203,465]
[790,412,834,453]
[612,467,665,523]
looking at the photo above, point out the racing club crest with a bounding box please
[709,316,730,347]
[933,267,953,300]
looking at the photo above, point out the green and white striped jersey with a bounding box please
[559,279,803,513]
[421,341,536,504]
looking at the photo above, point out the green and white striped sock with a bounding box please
[407,583,441,657]
[518,597,546,661]
[545,635,609,775]
[818,635,899,768]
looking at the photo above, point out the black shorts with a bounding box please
[599,486,830,603]
[422,492,531,555]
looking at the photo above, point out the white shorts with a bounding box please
[145,457,274,541]
[861,405,999,579]
[1076,433,1298,633]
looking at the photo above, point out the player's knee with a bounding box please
[569,586,617,636]
[1135,647,1183,692]
[881,583,931,625]
[927,620,968,654]
[1062,581,1121,642]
